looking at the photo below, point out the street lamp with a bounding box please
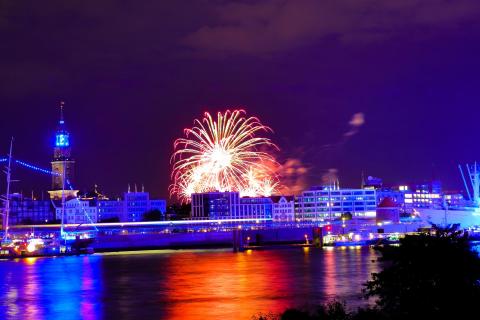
[342,217,346,234]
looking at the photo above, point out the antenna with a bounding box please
[59,101,65,124]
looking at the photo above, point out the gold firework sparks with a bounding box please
[170,109,280,202]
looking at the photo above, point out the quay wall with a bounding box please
[92,227,315,252]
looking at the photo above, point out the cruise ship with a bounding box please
[417,163,480,229]
[418,206,480,229]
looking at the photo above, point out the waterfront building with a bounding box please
[295,186,377,222]
[402,184,442,209]
[97,199,124,222]
[56,199,98,224]
[191,191,240,219]
[7,194,53,225]
[271,196,295,222]
[191,191,273,220]
[95,187,166,222]
[238,197,273,220]
[48,102,79,200]
[124,190,166,222]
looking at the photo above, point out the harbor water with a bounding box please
[0,246,380,320]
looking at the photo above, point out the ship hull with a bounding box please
[417,208,480,228]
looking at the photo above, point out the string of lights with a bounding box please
[0,156,97,230]
[14,159,62,176]
[65,179,99,231]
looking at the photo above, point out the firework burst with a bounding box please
[170,109,280,202]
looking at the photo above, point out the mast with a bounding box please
[60,158,66,238]
[458,165,472,201]
[459,163,480,206]
[3,138,13,241]
[474,162,480,206]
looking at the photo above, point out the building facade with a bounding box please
[97,199,124,222]
[7,194,53,225]
[295,186,377,222]
[56,199,98,224]
[124,191,166,222]
[191,191,240,219]
[191,191,273,220]
[59,192,167,224]
[238,197,273,220]
[271,196,295,222]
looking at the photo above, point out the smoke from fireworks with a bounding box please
[170,110,281,202]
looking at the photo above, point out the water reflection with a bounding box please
[0,247,379,320]
[0,255,103,320]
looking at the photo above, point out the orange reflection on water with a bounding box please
[163,250,292,319]
[324,247,337,298]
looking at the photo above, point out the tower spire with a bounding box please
[59,101,65,125]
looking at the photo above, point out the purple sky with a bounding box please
[1,0,480,199]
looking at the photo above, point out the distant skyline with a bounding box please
[1,1,480,199]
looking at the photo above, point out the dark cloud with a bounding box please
[184,0,480,55]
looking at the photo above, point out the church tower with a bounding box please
[48,102,79,200]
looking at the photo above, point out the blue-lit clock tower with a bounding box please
[48,102,79,200]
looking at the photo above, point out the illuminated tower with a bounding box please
[48,102,79,200]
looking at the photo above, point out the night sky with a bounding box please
[1,1,480,200]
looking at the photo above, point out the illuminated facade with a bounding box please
[191,191,273,220]
[191,191,240,219]
[48,102,79,200]
[97,199,124,222]
[97,190,166,222]
[55,199,98,224]
[295,186,377,222]
[124,191,166,222]
[58,191,167,224]
[238,197,273,220]
[8,194,53,225]
[271,196,295,222]
[403,188,441,209]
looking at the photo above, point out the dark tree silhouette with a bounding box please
[142,209,163,221]
[365,228,480,319]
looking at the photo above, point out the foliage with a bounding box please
[364,228,480,319]
[166,203,191,220]
[142,209,163,221]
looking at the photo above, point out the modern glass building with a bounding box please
[295,186,377,222]
[191,192,240,220]
[191,191,272,220]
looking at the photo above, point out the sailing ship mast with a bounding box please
[3,138,13,242]
[459,162,480,207]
